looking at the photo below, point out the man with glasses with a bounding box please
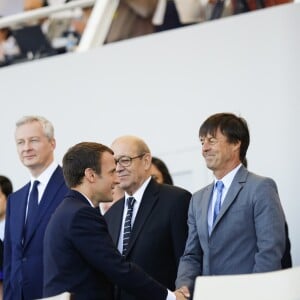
[175,113,287,299]
[104,135,191,300]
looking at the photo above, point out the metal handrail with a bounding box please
[77,0,119,52]
[0,0,119,51]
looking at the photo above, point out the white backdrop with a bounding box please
[1,3,299,264]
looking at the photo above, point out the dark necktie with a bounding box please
[213,180,224,223]
[24,180,40,241]
[122,197,135,255]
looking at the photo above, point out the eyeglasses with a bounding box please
[115,153,145,167]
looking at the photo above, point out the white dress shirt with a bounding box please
[25,161,58,219]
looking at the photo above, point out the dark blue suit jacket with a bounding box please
[43,190,168,300]
[4,166,68,300]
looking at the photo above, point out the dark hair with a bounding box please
[62,142,113,188]
[0,175,13,197]
[151,157,173,185]
[199,113,250,164]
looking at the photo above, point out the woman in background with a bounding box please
[0,175,13,298]
[151,156,173,185]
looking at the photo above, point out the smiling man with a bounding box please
[4,116,68,300]
[175,112,287,299]
[43,142,186,300]
[105,135,191,300]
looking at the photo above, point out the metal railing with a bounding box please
[0,0,119,51]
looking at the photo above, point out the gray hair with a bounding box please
[16,115,55,140]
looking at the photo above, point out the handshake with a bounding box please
[174,286,190,300]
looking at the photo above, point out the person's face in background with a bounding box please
[0,28,9,42]
[150,163,164,184]
[112,184,124,201]
[100,183,125,214]
[0,187,7,220]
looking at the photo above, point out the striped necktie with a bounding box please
[122,197,136,255]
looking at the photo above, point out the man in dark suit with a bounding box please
[4,116,68,300]
[175,113,287,299]
[43,142,185,300]
[104,135,191,300]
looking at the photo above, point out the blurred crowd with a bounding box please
[0,0,293,66]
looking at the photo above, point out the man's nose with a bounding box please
[115,162,124,172]
[201,140,211,151]
[23,140,32,150]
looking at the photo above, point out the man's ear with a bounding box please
[143,153,152,170]
[84,168,96,183]
[232,140,241,153]
[50,138,56,150]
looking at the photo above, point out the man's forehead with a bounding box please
[201,128,222,137]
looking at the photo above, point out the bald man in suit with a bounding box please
[105,135,191,300]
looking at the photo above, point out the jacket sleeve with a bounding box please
[70,207,167,300]
[176,194,203,292]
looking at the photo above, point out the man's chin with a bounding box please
[101,198,113,203]
[23,161,37,169]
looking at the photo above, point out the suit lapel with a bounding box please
[125,179,159,256]
[13,184,30,245]
[212,166,248,230]
[201,184,214,240]
[108,198,125,245]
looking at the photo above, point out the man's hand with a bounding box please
[175,286,190,300]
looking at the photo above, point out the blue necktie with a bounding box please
[122,197,135,255]
[24,180,40,241]
[213,181,224,223]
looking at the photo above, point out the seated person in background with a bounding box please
[153,0,207,31]
[24,0,46,10]
[105,0,158,43]
[151,156,173,185]
[41,1,92,52]
[0,28,20,65]
[210,0,293,20]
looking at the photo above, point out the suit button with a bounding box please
[22,257,27,262]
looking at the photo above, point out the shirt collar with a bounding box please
[30,161,58,186]
[76,191,95,208]
[124,176,152,205]
[214,163,242,190]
